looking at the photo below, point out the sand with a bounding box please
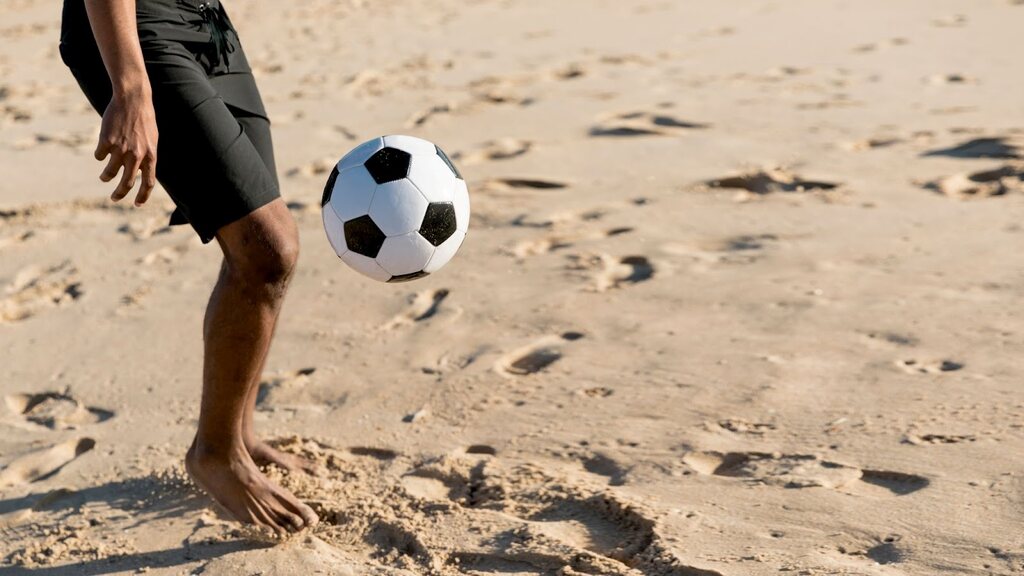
[1,0,1023,574]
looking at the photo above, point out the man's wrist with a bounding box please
[111,74,151,100]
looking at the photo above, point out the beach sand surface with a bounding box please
[1,0,1022,574]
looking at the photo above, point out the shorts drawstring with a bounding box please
[197,1,236,69]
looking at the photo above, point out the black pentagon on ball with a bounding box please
[321,165,339,206]
[343,215,386,258]
[388,270,431,283]
[419,202,457,246]
[435,145,462,179]
[364,147,411,184]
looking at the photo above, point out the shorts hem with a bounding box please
[195,186,281,244]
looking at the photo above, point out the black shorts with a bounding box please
[59,0,279,243]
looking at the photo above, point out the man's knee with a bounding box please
[218,203,299,291]
[237,233,298,288]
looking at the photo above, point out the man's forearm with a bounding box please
[83,0,150,96]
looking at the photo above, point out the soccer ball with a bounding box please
[321,135,469,283]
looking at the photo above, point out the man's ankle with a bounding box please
[189,433,247,461]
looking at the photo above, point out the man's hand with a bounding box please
[95,88,158,206]
[83,0,156,206]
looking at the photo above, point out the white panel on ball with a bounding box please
[341,251,392,282]
[423,229,465,274]
[407,153,456,204]
[369,179,429,237]
[322,204,348,256]
[383,134,436,157]
[452,178,471,232]
[329,166,378,221]
[338,137,384,172]
[376,232,435,276]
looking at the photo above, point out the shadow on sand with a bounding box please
[0,474,268,575]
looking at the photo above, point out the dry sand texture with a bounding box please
[2,0,1024,574]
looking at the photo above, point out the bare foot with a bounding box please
[185,440,319,537]
[248,440,323,476]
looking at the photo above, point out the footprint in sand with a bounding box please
[683,451,929,495]
[920,164,1024,199]
[797,96,863,111]
[139,243,190,266]
[832,534,909,568]
[706,233,781,254]
[715,418,776,437]
[896,358,964,374]
[863,331,920,348]
[926,73,974,85]
[405,70,535,128]
[382,288,451,330]
[922,136,1023,160]
[512,227,634,259]
[208,440,722,575]
[511,234,576,259]
[0,230,33,250]
[589,111,708,137]
[285,157,336,178]
[932,14,968,27]
[664,234,783,268]
[117,217,172,241]
[0,261,83,323]
[13,131,93,151]
[483,177,569,192]
[117,285,152,314]
[705,168,840,195]
[713,234,778,263]
[348,446,399,460]
[545,62,587,81]
[903,433,977,445]
[405,102,456,128]
[495,332,585,376]
[596,255,655,291]
[469,76,536,107]
[841,137,902,151]
[255,368,343,412]
[0,438,96,489]
[1,103,32,123]
[509,207,609,229]
[568,253,656,291]
[455,138,532,165]
[5,392,113,430]
[579,386,615,398]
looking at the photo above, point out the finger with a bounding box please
[99,152,123,182]
[94,137,111,161]
[111,157,141,202]
[135,157,157,206]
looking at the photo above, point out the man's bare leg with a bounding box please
[184,200,318,536]
[205,255,319,475]
[239,340,321,475]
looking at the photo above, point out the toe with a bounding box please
[283,511,306,532]
[272,485,315,522]
[248,496,286,537]
[284,498,319,527]
[271,505,306,532]
[300,504,320,527]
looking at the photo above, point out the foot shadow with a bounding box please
[1,474,267,574]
